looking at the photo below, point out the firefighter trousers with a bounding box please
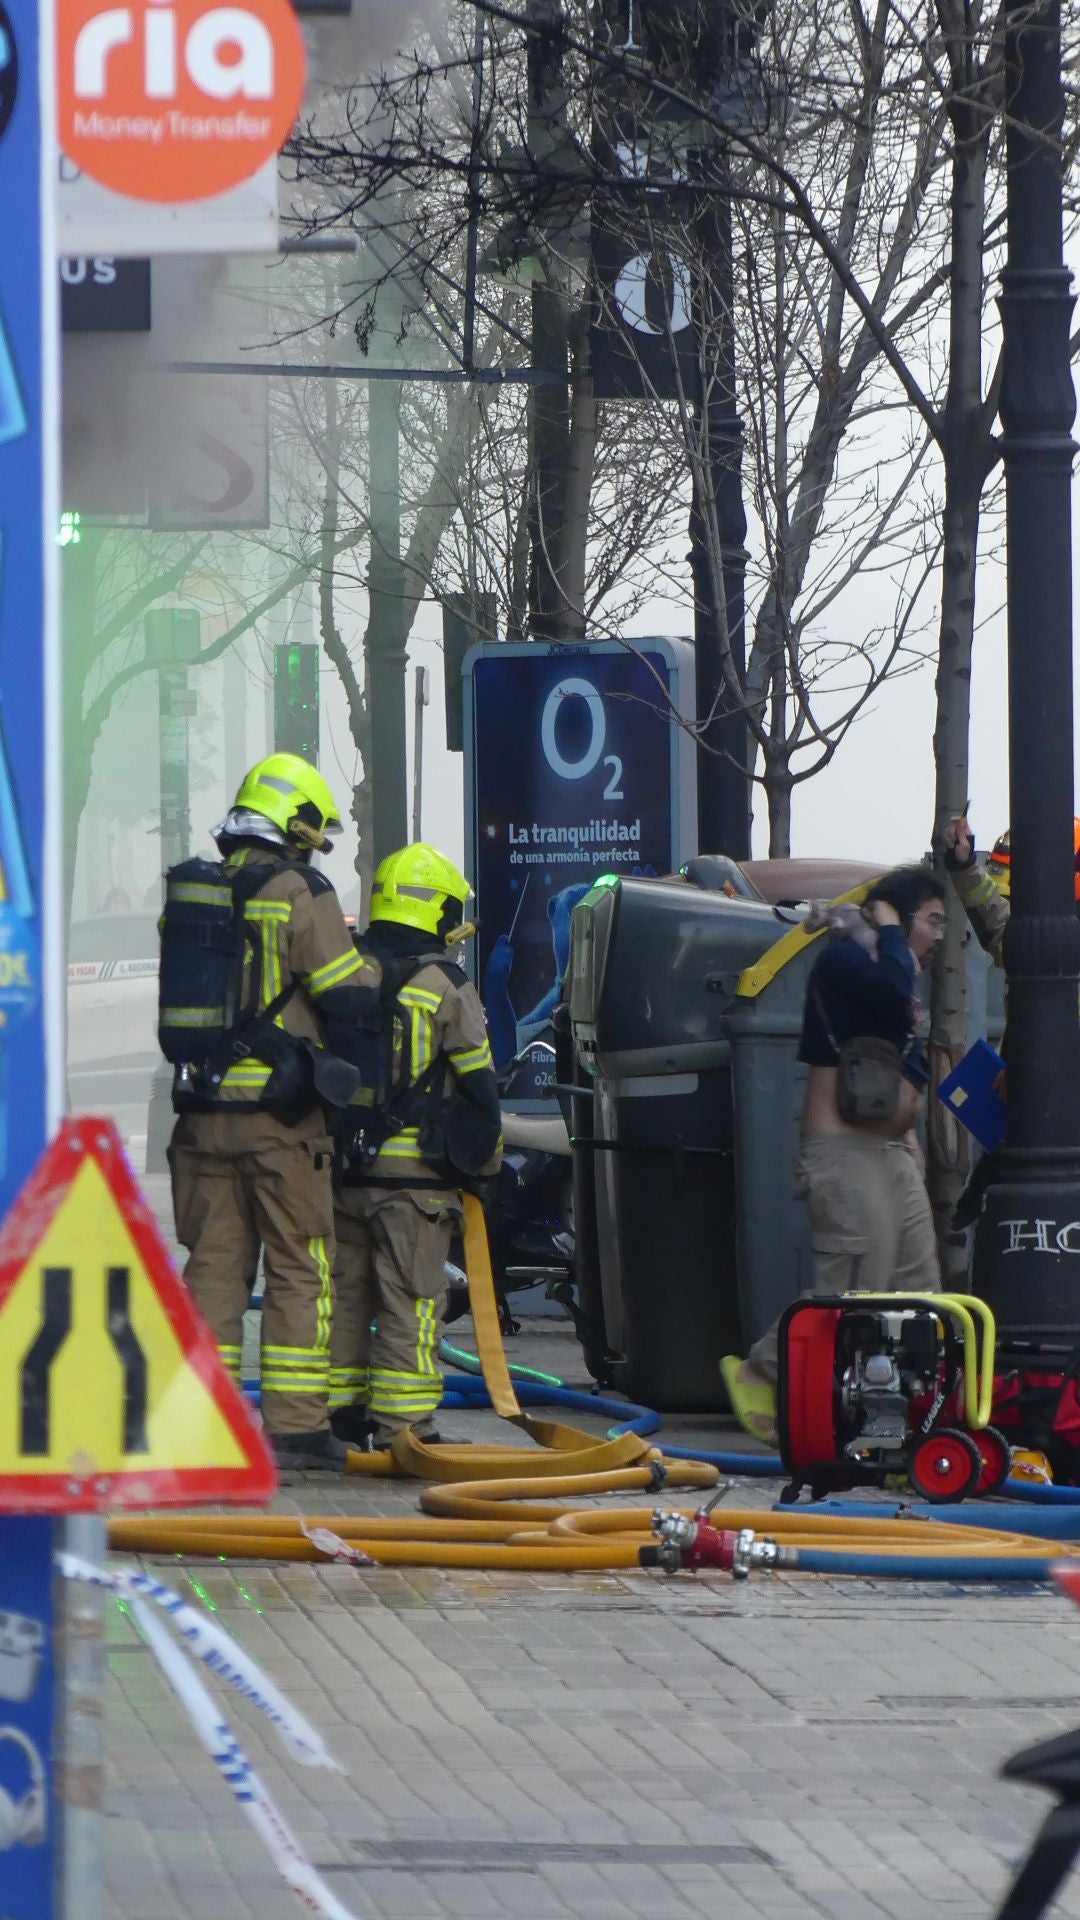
[747,1134,940,1383]
[169,1109,336,1435]
[329,1186,459,1439]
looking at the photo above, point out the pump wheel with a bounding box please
[908,1428,981,1502]
[971,1424,1012,1496]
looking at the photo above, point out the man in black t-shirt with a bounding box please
[722,866,946,1444]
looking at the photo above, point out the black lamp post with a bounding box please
[688,174,751,862]
[971,0,1080,1332]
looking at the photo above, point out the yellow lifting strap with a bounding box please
[735,878,878,1000]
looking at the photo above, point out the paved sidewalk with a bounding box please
[103,1287,1080,1920]
[122,1180,1077,1917]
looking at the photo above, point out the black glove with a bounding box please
[943,828,977,872]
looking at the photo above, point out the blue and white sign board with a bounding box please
[0,0,60,1218]
[0,5,63,1916]
[464,639,696,1094]
[0,1516,54,1914]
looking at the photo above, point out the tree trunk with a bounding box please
[924,101,994,1277]
[317,383,371,897]
[765,614,790,858]
[926,462,983,1275]
[764,761,793,858]
[365,378,409,858]
[528,278,571,638]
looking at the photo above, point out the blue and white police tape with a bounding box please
[57,1553,341,1769]
[58,1556,360,1920]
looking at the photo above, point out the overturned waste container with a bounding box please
[567,873,1000,1412]
[567,876,791,1410]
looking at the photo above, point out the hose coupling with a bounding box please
[649,1510,697,1575]
[648,1513,788,1579]
[644,1459,669,1492]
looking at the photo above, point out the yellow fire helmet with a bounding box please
[370,843,473,941]
[232,754,343,855]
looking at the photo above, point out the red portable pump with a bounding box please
[775,1291,1012,1504]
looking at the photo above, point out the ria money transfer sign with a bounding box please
[56,0,305,202]
[464,640,696,1082]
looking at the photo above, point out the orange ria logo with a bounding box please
[57,0,305,202]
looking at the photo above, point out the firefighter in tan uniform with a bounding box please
[161,753,380,1470]
[327,844,502,1450]
[945,812,1080,962]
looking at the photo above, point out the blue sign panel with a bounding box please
[0,0,57,1217]
[464,640,696,1080]
[0,1516,55,1914]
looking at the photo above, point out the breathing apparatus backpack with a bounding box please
[330,946,456,1185]
[157,855,295,1075]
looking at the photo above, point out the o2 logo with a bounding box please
[0,2,17,147]
[540,678,624,800]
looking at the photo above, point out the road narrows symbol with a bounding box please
[106,1264,149,1453]
[20,1267,74,1455]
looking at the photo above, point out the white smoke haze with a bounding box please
[300,0,458,96]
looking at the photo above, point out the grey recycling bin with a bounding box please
[568,876,787,1410]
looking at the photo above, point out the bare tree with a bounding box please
[288,2,954,844]
[287,0,1080,1255]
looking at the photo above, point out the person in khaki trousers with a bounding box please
[328,844,502,1451]
[164,753,379,1470]
[722,866,947,1447]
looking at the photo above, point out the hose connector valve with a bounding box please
[647,1513,787,1579]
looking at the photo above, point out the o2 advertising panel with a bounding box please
[464,640,695,1090]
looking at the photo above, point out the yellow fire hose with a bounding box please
[107,1196,1080,1579]
[109,1504,1074,1568]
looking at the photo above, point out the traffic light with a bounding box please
[58,511,81,547]
[274,641,319,762]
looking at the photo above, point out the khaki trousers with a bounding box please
[169,1109,336,1435]
[330,1187,459,1438]
[747,1133,940,1383]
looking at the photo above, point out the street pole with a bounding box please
[146,610,199,876]
[689,176,750,860]
[411,664,429,841]
[365,377,409,860]
[527,0,573,640]
[972,0,1080,1331]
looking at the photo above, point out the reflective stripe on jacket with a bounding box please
[951,861,1009,969]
